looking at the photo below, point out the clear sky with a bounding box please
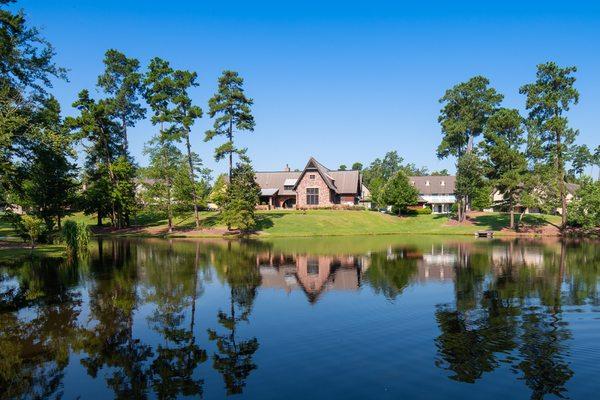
[17,0,600,175]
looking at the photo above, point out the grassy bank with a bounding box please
[89,209,561,237]
[0,209,563,243]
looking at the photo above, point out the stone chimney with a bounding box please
[284,164,290,172]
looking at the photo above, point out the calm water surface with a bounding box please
[1,236,599,399]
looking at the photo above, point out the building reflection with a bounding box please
[257,253,367,302]
[257,244,465,302]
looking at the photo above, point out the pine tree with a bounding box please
[379,170,419,215]
[142,137,182,233]
[481,108,528,230]
[220,162,260,232]
[205,71,255,178]
[97,49,145,154]
[520,62,579,228]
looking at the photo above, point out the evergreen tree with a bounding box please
[520,62,579,228]
[481,108,528,230]
[209,174,229,208]
[205,71,255,178]
[455,152,485,221]
[172,152,212,214]
[97,49,145,153]
[437,76,503,158]
[338,164,347,171]
[220,162,260,232]
[379,170,419,215]
[66,90,129,227]
[142,137,182,233]
[437,76,502,221]
[169,69,203,228]
[569,144,591,178]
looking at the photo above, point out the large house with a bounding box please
[255,157,366,209]
[410,175,456,214]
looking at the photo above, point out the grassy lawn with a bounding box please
[250,210,561,237]
[0,244,66,261]
[1,209,563,242]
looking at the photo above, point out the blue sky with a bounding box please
[17,0,600,175]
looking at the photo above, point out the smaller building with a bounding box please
[410,175,456,214]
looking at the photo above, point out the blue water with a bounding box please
[1,236,599,399]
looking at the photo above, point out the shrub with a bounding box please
[21,215,46,248]
[415,207,433,215]
[62,220,90,255]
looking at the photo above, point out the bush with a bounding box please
[415,207,432,215]
[62,220,90,255]
[21,215,46,248]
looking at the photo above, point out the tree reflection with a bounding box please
[363,247,418,300]
[208,241,262,395]
[76,239,153,399]
[434,240,576,398]
[143,240,207,399]
[0,257,81,399]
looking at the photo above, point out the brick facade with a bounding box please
[295,170,333,208]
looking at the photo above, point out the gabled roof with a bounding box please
[255,157,361,195]
[293,157,337,191]
[292,157,360,194]
[409,175,456,195]
[254,171,302,196]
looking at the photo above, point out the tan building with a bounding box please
[410,175,456,214]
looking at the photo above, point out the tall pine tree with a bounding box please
[205,71,255,178]
[520,62,579,228]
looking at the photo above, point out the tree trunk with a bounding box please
[555,126,567,228]
[57,215,62,230]
[167,183,173,233]
[185,132,200,229]
[121,115,129,155]
[99,125,118,227]
[517,209,526,232]
[228,119,234,179]
[509,200,515,230]
[97,212,103,226]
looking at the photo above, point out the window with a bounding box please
[307,259,319,275]
[309,174,316,180]
[284,185,294,191]
[306,188,319,205]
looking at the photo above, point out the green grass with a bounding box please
[0,244,66,260]
[1,210,563,241]
[249,210,561,237]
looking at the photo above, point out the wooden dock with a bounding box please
[475,231,494,238]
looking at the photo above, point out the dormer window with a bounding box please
[426,181,430,186]
[441,181,445,186]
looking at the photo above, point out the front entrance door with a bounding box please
[283,198,296,209]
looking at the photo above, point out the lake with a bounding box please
[1,236,599,399]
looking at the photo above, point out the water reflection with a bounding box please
[0,237,599,399]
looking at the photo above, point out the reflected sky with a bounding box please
[1,236,599,399]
